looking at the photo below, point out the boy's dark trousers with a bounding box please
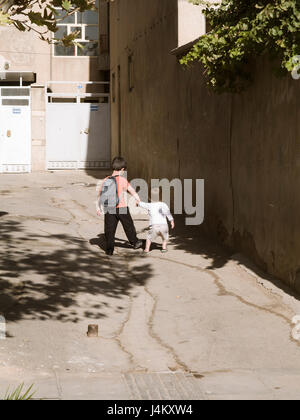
[105,207,138,254]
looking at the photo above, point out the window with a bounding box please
[2,99,29,106]
[53,1,99,57]
[80,97,108,103]
[1,88,30,96]
[48,97,76,103]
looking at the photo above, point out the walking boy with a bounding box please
[138,189,175,253]
[97,157,143,255]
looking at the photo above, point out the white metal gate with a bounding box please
[0,87,31,173]
[46,81,110,170]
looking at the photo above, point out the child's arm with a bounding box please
[127,184,141,203]
[162,204,175,229]
[138,201,152,210]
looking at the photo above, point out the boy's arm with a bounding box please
[127,184,141,203]
[96,180,105,214]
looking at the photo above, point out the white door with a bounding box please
[46,96,110,170]
[46,103,82,170]
[78,102,110,169]
[0,87,31,173]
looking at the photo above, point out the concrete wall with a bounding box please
[0,13,103,171]
[99,0,110,71]
[177,0,206,46]
[31,86,46,172]
[0,26,101,86]
[110,0,300,289]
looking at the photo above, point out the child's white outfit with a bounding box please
[139,201,174,241]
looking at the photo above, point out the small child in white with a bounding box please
[139,195,175,253]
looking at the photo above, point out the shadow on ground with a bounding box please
[90,235,162,252]
[0,212,152,324]
[170,215,233,269]
[90,234,137,252]
[170,214,300,302]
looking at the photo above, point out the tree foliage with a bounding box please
[0,0,97,45]
[180,0,300,92]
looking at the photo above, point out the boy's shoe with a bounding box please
[161,249,168,254]
[106,250,114,256]
[133,240,143,250]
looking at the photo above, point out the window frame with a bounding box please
[52,7,99,58]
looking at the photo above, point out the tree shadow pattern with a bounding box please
[0,212,152,324]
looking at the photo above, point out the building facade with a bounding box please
[0,0,110,173]
[109,0,300,291]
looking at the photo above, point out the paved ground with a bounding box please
[1,171,300,400]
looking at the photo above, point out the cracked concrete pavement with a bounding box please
[1,171,300,400]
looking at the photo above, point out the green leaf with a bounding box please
[0,11,11,25]
[62,0,72,11]
[180,0,300,93]
[4,383,36,400]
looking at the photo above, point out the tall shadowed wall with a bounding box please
[109,0,300,291]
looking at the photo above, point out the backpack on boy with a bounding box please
[99,176,120,213]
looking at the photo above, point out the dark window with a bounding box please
[2,99,29,106]
[48,97,77,103]
[78,9,98,25]
[53,2,99,57]
[54,44,76,56]
[53,26,68,40]
[77,42,99,57]
[1,88,30,96]
[85,26,98,41]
